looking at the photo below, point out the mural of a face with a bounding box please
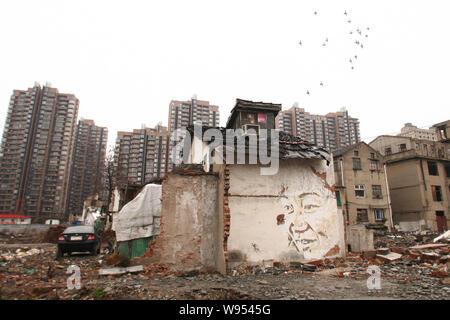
[279,164,339,261]
[286,192,325,257]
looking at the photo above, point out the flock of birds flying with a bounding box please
[299,10,371,96]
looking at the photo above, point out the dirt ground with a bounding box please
[0,239,449,300]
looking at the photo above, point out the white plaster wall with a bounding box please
[227,158,344,264]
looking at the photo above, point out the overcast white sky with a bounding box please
[0,0,449,149]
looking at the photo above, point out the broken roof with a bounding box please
[278,131,330,163]
[185,125,330,163]
[226,98,282,128]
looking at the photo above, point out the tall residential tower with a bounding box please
[67,119,108,217]
[276,105,360,152]
[0,83,79,221]
[113,124,169,186]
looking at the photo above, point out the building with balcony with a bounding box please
[333,142,393,252]
[113,124,169,187]
[276,105,360,152]
[0,83,79,222]
[168,96,220,169]
[369,134,450,232]
[67,119,108,218]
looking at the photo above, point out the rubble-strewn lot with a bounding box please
[0,231,449,300]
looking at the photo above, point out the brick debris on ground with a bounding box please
[0,231,449,300]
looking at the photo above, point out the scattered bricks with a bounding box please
[302,264,317,271]
[439,255,449,264]
[390,247,405,254]
[346,255,362,262]
[362,250,377,259]
[409,252,420,261]
[420,252,441,262]
[430,270,447,278]
[440,277,450,285]
[335,262,348,267]
[333,270,345,278]
[289,261,302,268]
[376,248,390,255]
[376,252,402,263]
[104,253,121,266]
[308,260,323,266]
[30,286,56,296]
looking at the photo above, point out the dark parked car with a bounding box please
[56,225,100,258]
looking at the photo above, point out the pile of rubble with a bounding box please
[0,229,449,300]
[0,231,45,244]
[374,230,441,248]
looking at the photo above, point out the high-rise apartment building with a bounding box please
[67,119,108,217]
[0,83,79,221]
[398,123,437,141]
[168,96,220,134]
[167,96,220,168]
[114,124,169,186]
[276,105,360,152]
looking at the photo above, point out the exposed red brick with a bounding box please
[324,245,340,257]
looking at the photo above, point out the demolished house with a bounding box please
[143,99,345,274]
[112,184,162,259]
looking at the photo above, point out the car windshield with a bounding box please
[63,226,95,234]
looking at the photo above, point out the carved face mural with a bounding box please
[285,192,326,256]
[279,165,341,260]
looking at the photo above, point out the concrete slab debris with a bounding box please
[98,265,144,276]
[376,252,402,262]
[410,243,447,250]
[433,230,450,243]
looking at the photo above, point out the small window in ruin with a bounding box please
[370,159,379,171]
[399,143,407,152]
[241,112,258,125]
[431,185,442,202]
[355,184,365,198]
[427,161,438,176]
[354,150,359,156]
[353,158,362,170]
[445,164,450,178]
[385,147,392,155]
[357,209,368,222]
[372,185,382,199]
[374,209,384,221]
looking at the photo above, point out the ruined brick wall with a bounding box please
[226,158,345,268]
[142,172,220,272]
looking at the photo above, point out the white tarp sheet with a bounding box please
[84,211,101,226]
[112,184,162,242]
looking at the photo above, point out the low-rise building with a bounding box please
[369,134,450,232]
[0,214,32,225]
[332,142,393,252]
